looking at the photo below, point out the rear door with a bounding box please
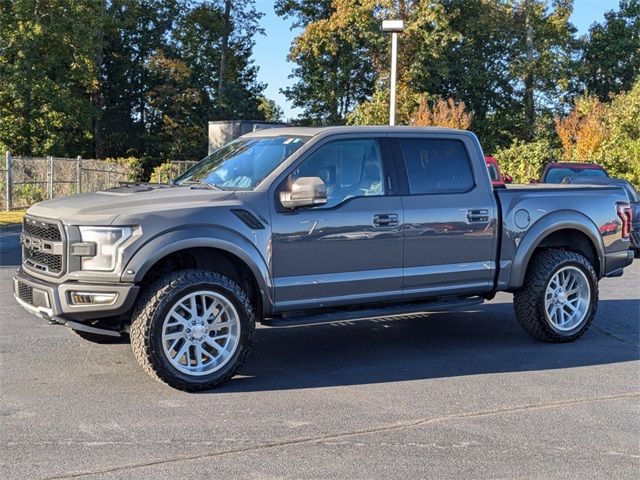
[390,134,497,297]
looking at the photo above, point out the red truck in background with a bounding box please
[539,161,608,183]
[485,156,512,187]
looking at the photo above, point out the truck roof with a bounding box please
[241,125,474,138]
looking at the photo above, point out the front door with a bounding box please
[270,137,404,311]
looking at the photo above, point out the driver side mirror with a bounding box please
[280,176,327,209]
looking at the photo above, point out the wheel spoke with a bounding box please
[162,290,241,376]
[163,331,185,341]
[167,311,188,326]
[173,342,188,364]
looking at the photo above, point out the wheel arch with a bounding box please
[507,212,604,290]
[122,227,272,316]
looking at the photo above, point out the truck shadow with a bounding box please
[216,298,639,393]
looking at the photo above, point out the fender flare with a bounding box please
[121,226,273,315]
[507,210,605,290]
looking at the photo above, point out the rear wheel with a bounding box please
[130,270,255,391]
[514,249,598,343]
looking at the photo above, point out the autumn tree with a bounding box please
[410,97,472,129]
[554,95,607,161]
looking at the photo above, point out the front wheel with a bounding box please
[130,270,255,391]
[514,249,598,343]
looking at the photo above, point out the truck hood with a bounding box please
[27,184,236,225]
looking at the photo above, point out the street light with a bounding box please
[382,19,404,126]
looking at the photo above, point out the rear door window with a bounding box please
[399,139,474,194]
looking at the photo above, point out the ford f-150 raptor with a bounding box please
[13,127,634,390]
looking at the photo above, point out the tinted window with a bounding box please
[486,163,500,181]
[291,138,384,208]
[399,139,474,194]
[545,167,607,183]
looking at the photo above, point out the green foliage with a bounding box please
[14,183,45,205]
[106,157,145,182]
[0,0,269,164]
[258,96,285,122]
[0,0,102,157]
[149,162,181,184]
[494,139,560,183]
[593,79,640,187]
[581,0,640,102]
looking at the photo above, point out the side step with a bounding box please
[262,296,485,327]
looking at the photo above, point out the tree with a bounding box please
[145,50,206,161]
[581,0,640,101]
[511,0,579,140]
[275,0,380,125]
[100,0,180,158]
[0,0,102,156]
[174,0,266,121]
[257,97,285,122]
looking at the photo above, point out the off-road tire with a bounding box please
[130,270,255,391]
[514,249,598,343]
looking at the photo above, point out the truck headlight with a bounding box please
[79,226,132,271]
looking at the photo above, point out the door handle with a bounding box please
[466,209,490,223]
[373,213,399,228]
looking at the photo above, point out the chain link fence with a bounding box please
[1,152,199,211]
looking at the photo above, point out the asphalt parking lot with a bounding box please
[1,224,638,479]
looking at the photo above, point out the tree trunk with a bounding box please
[92,0,105,159]
[523,0,534,140]
[218,0,232,114]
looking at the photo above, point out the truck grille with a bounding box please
[16,281,34,305]
[22,216,65,276]
[23,219,62,241]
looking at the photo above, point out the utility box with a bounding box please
[208,121,287,154]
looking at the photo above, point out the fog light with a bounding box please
[69,292,118,305]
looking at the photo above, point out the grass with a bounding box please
[0,210,25,226]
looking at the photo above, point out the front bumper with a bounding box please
[13,268,139,325]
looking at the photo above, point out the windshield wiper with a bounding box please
[180,180,221,190]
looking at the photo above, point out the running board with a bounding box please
[262,296,485,327]
[65,320,121,337]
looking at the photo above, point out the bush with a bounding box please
[149,162,181,184]
[15,184,45,205]
[494,139,560,183]
[105,157,145,182]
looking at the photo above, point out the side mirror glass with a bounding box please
[280,176,327,209]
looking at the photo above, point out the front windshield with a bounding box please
[546,167,607,183]
[175,135,309,190]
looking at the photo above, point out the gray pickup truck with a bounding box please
[13,127,634,390]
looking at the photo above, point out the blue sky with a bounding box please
[252,0,622,120]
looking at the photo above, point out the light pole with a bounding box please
[382,19,404,126]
